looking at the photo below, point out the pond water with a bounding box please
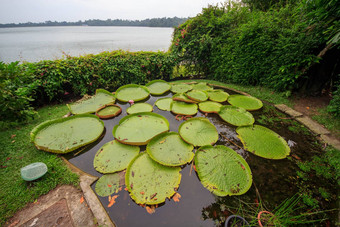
[65,85,335,226]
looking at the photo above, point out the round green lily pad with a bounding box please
[207,90,229,102]
[186,90,209,102]
[195,145,252,196]
[94,140,140,174]
[198,101,222,113]
[171,101,198,116]
[96,104,122,119]
[170,83,193,94]
[126,152,181,205]
[67,89,116,114]
[30,114,104,154]
[192,82,213,91]
[173,93,197,103]
[113,112,169,145]
[146,132,194,166]
[236,125,291,159]
[146,80,171,95]
[227,94,263,111]
[218,105,255,126]
[116,84,150,102]
[20,162,48,181]
[95,173,123,197]
[155,98,173,111]
[126,103,153,114]
[178,117,219,146]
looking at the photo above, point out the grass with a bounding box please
[312,107,340,138]
[0,104,79,226]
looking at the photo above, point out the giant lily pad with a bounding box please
[94,140,140,173]
[95,173,123,197]
[170,83,193,94]
[170,101,198,116]
[227,95,263,111]
[67,89,116,114]
[146,80,171,95]
[126,103,153,114]
[178,117,218,146]
[155,98,173,111]
[126,152,181,205]
[198,101,222,113]
[195,145,252,196]
[113,112,169,145]
[172,93,197,103]
[96,104,122,119]
[186,90,209,102]
[30,114,104,154]
[146,132,194,166]
[192,82,213,91]
[218,106,255,126]
[236,125,291,159]
[116,84,150,102]
[207,90,229,103]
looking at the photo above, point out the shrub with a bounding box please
[327,77,340,117]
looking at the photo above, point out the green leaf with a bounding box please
[95,173,123,197]
[113,112,169,145]
[93,140,140,173]
[227,95,263,111]
[155,97,173,111]
[30,114,104,153]
[218,105,255,126]
[146,80,171,95]
[178,117,218,146]
[173,93,197,103]
[116,84,150,102]
[236,125,291,159]
[125,152,181,205]
[170,83,193,94]
[96,104,122,119]
[207,90,229,103]
[126,103,153,114]
[170,101,198,115]
[192,82,213,91]
[195,145,252,196]
[147,132,194,166]
[198,101,222,113]
[186,90,209,102]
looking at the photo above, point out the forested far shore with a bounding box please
[0,17,188,28]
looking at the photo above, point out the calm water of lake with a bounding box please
[0,26,174,63]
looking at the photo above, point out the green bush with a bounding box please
[327,78,340,117]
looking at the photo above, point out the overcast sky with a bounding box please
[0,0,224,24]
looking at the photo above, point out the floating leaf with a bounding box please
[236,125,291,159]
[125,152,181,205]
[113,112,169,145]
[67,89,115,114]
[155,98,173,111]
[95,173,122,197]
[218,105,255,126]
[173,93,197,103]
[178,117,218,146]
[96,104,122,119]
[94,140,140,173]
[192,82,213,91]
[116,84,150,102]
[198,101,222,113]
[147,132,194,166]
[30,114,104,153]
[146,80,171,95]
[195,145,252,196]
[171,101,198,116]
[170,83,193,94]
[227,95,263,111]
[186,90,209,102]
[207,90,229,102]
[126,103,153,114]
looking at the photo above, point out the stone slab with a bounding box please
[320,134,340,150]
[296,116,330,135]
[275,104,303,118]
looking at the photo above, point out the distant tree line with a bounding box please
[0,17,188,28]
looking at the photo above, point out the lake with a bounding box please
[0,26,174,63]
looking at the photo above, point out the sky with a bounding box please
[0,0,224,24]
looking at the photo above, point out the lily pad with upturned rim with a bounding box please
[192,82,213,91]
[236,125,291,159]
[172,93,197,103]
[227,94,263,111]
[96,104,122,119]
[113,112,170,145]
[95,173,123,197]
[218,105,255,127]
[30,114,104,154]
[125,152,181,205]
[93,140,140,174]
[155,98,173,111]
[170,101,198,116]
[67,89,116,114]
[146,80,171,95]
[195,145,252,196]
[146,132,194,166]
[126,103,153,114]
[116,84,150,102]
[207,90,229,103]
[178,117,219,147]
[186,90,209,102]
[198,101,222,113]
[170,83,193,94]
